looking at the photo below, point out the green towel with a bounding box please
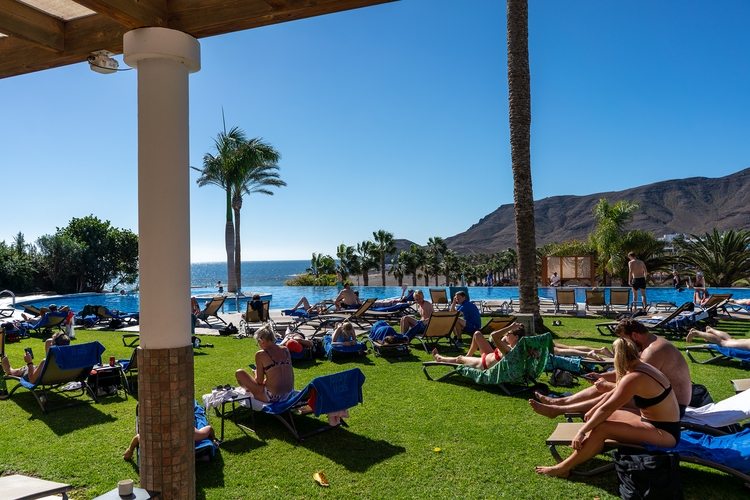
[456,332,553,385]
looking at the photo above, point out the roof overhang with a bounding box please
[0,0,396,79]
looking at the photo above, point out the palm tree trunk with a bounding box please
[508,0,541,330]
[233,205,242,291]
[224,190,237,293]
[363,269,369,287]
[381,257,387,286]
[412,273,417,286]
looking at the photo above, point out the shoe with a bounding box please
[454,340,463,348]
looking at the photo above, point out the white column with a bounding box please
[124,28,200,349]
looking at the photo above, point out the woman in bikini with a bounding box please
[332,321,357,346]
[235,324,295,403]
[535,337,680,478]
[431,323,525,370]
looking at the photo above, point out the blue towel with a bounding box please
[194,400,217,456]
[282,308,316,318]
[369,320,400,343]
[648,428,750,473]
[705,344,750,361]
[308,368,365,417]
[371,303,411,313]
[51,341,106,370]
[322,334,366,360]
[31,311,68,329]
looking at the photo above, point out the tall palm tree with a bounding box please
[507,0,540,327]
[193,126,248,293]
[230,137,285,290]
[389,256,406,286]
[336,244,358,281]
[357,240,379,286]
[443,249,458,286]
[427,236,447,286]
[409,244,428,286]
[590,198,639,285]
[372,230,396,286]
[398,250,419,287]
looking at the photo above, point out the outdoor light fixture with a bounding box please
[87,50,120,74]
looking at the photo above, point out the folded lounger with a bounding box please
[2,341,105,413]
[686,343,750,366]
[217,368,366,442]
[422,332,553,396]
[545,421,750,487]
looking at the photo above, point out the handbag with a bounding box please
[612,450,683,500]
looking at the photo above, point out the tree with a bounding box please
[389,256,406,286]
[336,244,359,281]
[0,239,36,292]
[193,126,247,293]
[427,236,448,286]
[372,230,396,286]
[443,249,458,286]
[410,244,428,286]
[61,216,138,292]
[678,229,750,286]
[399,250,419,286]
[356,241,379,286]
[590,198,639,285]
[507,0,540,329]
[36,233,86,293]
[230,137,285,290]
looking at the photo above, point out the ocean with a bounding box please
[191,260,308,288]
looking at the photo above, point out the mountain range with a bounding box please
[441,168,750,255]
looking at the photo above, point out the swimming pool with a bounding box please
[15,285,750,314]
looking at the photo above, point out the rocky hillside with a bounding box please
[445,168,750,254]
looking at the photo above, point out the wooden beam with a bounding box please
[170,0,396,38]
[0,1,64,52]
[263,0,288,8]
[70,0,168,29]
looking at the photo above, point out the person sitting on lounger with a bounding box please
[123,425,220,460]
[687,325,750,350]
[332,321,357,346]
[191,297,202,316]
[400,290,433,338]
[334,283,359,311]
[450,290,481,347]
[1,332,69,385]
[431,323,525,370]
[235,325,295,403]
[290,296,331,315]
[534,336,681,478]
[21,303,70,322]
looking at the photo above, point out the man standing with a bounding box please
[450,291,481,348]
[628,252,648,310]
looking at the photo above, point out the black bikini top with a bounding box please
[632,370,672,409]
[262,348,291,371]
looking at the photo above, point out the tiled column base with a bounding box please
[138,345,195,499]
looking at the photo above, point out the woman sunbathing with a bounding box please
[123,424,220,460]
[534,337,680,478]
[431,323,525,370]
[553,342,613,361]
[235,324,295,403]
[332,321,357,346]
[687,325,750,350]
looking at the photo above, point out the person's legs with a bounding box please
[400,315,418,334]
[639,287,647,308]
[431,348,484,369]
[535,385,603,406]
[687,327,732,344]
[466,331,493,357]
[293,297,311,311]
[123,434,140,460]
[235,369,269,401]
[1,355,23,378]
[453,318,466,341]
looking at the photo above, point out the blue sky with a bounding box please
[1,0,749,262]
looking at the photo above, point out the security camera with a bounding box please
[88,50,119,74]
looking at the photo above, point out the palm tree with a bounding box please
[357,241,379,286]
[590,198,639,285]
[389,256,406,286]
[372,230,396,286]
[398,250,419,286]
[230,137,285,290]
[193,126,248,293]
[409,244,428,286]
[507,0,540,327]
[678,229,750,286]
[336,244,358,281]
[443,249,458,286]
[427,236,447,286]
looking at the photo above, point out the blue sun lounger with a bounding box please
[686,344,750,366]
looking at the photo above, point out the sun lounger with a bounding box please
[584,289,608,315]
[196,296,227,326]
[696,293,733,318]
[410,310,460,353]
[480,299,515,315]
[92,306,139,328]
[479,316,517,338]
[3,341,105,413]
[685,343,750,366]
[25,311,68,336]
[422,332,553,395]
[596,302,700,338]
[299,298,378,334]
[429,288,450,311]
[365,320,411,357]
[117,347,139,395]
[0,474,73,500]
[214,368,365,442]
[732,379,750,393]
[554,289,578,315]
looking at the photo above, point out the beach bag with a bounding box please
[613,450,683,500]
[689,383,713,407]
[311,338,326,359]
[219,323,238,336]
[549,368,576,387]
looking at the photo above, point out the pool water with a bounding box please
[16,286,750,314]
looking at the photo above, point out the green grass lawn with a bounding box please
[1,316,749,499]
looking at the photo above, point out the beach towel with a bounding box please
[682,388,750,427]
[322,334,366,360]
[545,355,600,375]
[456,333,553,386]
[51,341,106,370]
[307,367,365,417]
[194,400,217,457]
[701,344,750,362]
[368,321,407,343]
[647,428,750,474]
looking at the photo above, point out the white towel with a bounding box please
[682,388,750,427]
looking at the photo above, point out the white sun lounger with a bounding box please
[0,474,72,500]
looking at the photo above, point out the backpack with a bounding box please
[550,368,577,387]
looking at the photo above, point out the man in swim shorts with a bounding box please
[628,252,648,310]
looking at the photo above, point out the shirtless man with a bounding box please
[529,318,692,419]
[334,283,359,311]
[687,325,750,350]
[400,290,433,338]
[628,252,648,310]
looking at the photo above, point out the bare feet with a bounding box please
[534,391,562,404]
[535,465,570,478]
[431,348,445,363]
[596,347,613,357]
[529,399,563,418]
[586,351,604,361]
[123,447,134,460]
[686,328,698,343]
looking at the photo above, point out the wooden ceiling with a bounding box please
[0,0,395,79]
